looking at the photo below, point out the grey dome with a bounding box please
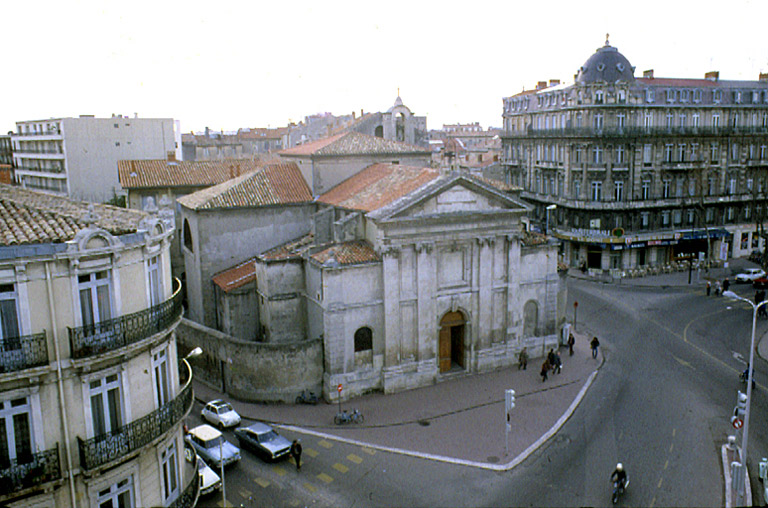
[576,41,635,84]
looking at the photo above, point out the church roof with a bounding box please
[317,163,440,212]
[118,159,259,189]
[0,184,145,246]
[212,258,258,293]
[279,131,428,157]
[177,161,312,210]
[310,240,380,266]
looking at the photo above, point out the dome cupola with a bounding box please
[576,35,635,84]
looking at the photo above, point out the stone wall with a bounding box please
[176,318,323,403]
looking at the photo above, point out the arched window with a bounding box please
[183,219,193,252]
[354,327,372,352]
[374,125,384,138]
[523,300,539,337]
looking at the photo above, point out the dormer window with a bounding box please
[645,89,655,103]
[596,63,605,72]
[616,63,625,72]
[617,90,626,104]
[680,90,689,103]
[693,89,702,103]
[734,90,742,104]
[713,90,722,103]
[595,90,604,104]
[666,89,676,103]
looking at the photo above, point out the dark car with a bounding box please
[753,277,768,289]
[234,423,292,461]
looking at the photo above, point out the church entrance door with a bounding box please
[439,311,466,372]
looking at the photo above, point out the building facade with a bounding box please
[11,116,178,203]
[501,39,768,270]
[0,186,195,507]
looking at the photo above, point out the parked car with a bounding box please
[201,399,241,429]
[197,457,221,496]
[185,424,241,469]
[736,268,766,283]
[234,422,292,461]
[754,277,768,289]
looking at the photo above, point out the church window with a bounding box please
[354,327,373,352]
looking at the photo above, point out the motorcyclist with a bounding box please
[610,463,627,490]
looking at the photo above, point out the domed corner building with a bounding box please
[502,37,768,273]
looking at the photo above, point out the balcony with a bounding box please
[0,332,48,374]
[502,125,768,139]
[0,446,61,499]
[77,379,193,471]
[169,463,200,508]
[69,279,182,360]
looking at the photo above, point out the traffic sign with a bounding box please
[337,383,343,393]
[732,416,744,429]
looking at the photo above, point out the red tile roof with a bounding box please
[212,259,257,292]
[259,234,314,261]
[317,163,439,212]
[636,77,719,87]
[310,240,380,266]
[280,131,429,157]
[177,161,312,210]
[237,127,290,140]
[117,159,261,189]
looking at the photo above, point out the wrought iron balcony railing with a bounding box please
[69,279,182,360]
[0,332,48,374]
[0,446,61,497]
[77,380,193,471]
[169,463,200,508]
[502,125,768,139]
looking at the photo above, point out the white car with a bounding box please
[735,268,766,283]
[201,399,241,429]
[197,457,222,496]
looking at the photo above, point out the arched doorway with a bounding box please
[438,311,466,373]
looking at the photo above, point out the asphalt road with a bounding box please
[190,276,768,507]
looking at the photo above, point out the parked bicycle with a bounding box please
[295,390,319,405]
[334,409,364,425]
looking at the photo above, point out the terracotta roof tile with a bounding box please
[259,234,314,261]
[280,131,429,157]
[212,259,257,293]
[636,77,719,87]
[317,163,439,212]
[310,240,380,266]
[117,159,260,189]
[177,161,312,210]
[0,184,145,246]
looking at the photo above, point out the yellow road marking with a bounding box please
[669,443,674,453]
[362,447,376,455]
[318,440,333,449]
[289,500,301,507]
[304,483,317,493]
[672,428,676,437]
[672,355,694,369]
[255,477,270,488]
[650,496,656,507]
[657,477,663,489]
[333,463,349,473]
[216,501,234,507]
[305,447,319,458]
[347,454,363,464]
[239,488,252,498]
[317,472,334,483]
[664,459,669,470]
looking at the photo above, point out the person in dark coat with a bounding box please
[291,440,302,471]
[723,278,730,292]
[541,359,550,382]
[553,351,562,374]
[518,347,528,370]
[706,281,711,296]
[567,333,575,356]
[547,348,556,366]
[590,336,600,359]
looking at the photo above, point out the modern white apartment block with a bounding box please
[0,185,197,507]
[11,116,179,203]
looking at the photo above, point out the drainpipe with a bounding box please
[46,262,77,507]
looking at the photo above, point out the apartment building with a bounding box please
[501,39,768,270]
[11,116,178,203]
[0,185,196,507]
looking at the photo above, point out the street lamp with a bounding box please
[722,290,765,505]
[545,204,557,235]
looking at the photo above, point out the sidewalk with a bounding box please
[192,331,602,471]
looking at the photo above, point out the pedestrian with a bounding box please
[547,348,556,366]
[540,359,550,382]
[518,347,528,370]
[590,336,600,359]
[291,439,302,471]
[714,281,722,296]
[567,332,575,356]
[553,351,562,374]
[723,277,730,292]
[706,281,711,296]
[758,290,767,318]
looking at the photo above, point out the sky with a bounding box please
[3,0,768,135]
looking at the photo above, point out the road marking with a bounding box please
[317,472,334,483]
[657,477,663,489]
[362,447,376,455]
[255,477,270,488]
[672,355,694,369]
[304,482,317,493]
[664,459,669,470]
[669,443,674,453]
[650,496,656,507]
[333,462,349,473]
[239,488,252,498]
[672,428,676,438]
[288,499,301,507]
[318,440,333,449]
[347,454,363,464]
[305,447,319,458]
[216,500,234,507]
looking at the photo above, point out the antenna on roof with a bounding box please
[605,33,610,45]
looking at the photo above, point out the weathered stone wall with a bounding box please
[176,318,323,403]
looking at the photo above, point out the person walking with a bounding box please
[723,277,730,292]
[590,336,600,359]
[518,347,528,370]
[540,359,550,382]
[567,332,575,356]
[706,281,711,296]
[553,351,562,374]
[291,439,302,471]
[547,348,556,366]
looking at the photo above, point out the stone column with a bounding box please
[506,234,522,342]
[416,242,435,362]
[382,247,401,367]
[476,237,494,351]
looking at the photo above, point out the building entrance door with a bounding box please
[439,311,465,372]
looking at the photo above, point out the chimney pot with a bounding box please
[759,73,768,83]
[643,69,654,79]
[537,81,547,90]
[705,71,719,81]
[549,79,560,87]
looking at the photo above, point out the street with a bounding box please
[191,274,768,507]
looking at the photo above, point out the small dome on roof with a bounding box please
[394,96,404,107]
[576,37,635,84]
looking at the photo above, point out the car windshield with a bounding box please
[203,436,224,448]
[216,403,233,413]
[260,430,280,442]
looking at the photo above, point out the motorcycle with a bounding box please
[295,390,319,405]
[334,409,364,425]
[611,477,629,504]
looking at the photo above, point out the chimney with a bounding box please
[705,71,719,81]
[166,151,176,162]
[760,72,768,83]
[549,79,560,87]
[536,81,547,90]
[643,69,654,79]
[360,109,364,117]
[352,111,356,119]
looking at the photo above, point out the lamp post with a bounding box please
[722,290,764,506]
[545,204,557,235]
[181,348,207,500]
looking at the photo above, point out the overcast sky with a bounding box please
[3,0,768,135]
